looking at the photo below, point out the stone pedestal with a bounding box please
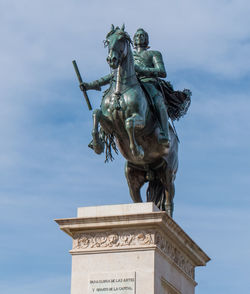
[55,203,210,294]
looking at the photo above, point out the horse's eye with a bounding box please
[103,40,109,47]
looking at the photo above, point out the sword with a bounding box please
[72,60,92,111]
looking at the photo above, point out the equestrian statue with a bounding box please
[73,25,191,217]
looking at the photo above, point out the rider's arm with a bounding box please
[152,51,166,78]
[80,73,113,91]
[135,51,167,78]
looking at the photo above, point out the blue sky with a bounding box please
[1,0,250,293]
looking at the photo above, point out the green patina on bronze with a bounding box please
[74,25,191,217]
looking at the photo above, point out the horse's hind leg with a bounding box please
[165,186,174,217]
[92,109,104,154]
[165,169,177,217]
[125,162,145,203]
[158,166,176,217]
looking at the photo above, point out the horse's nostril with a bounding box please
[111,57,117,64]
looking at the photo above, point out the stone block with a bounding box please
[55,203,210,294]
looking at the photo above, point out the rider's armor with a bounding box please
[133,50,167,98]
[132,29,170,146]
[133,50,166,81]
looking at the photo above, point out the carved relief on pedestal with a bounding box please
[72,228,194,279]
[155,232,194,279]
[72,230,154,250]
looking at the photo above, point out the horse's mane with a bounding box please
[104,24,132,46]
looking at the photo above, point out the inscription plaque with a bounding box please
[88,272,136,293]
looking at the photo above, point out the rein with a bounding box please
[114,40,130,95]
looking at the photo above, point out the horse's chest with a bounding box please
[102,93,128,119]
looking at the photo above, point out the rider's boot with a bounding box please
[156,102,170,147]
[158,131,170,147]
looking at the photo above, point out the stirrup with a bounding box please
[158,132,170,147]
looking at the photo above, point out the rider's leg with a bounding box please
[154,94,170,146]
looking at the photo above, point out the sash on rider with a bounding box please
[138,79,191,121]
[158,80,191,121]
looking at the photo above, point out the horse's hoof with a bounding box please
[165,206,173,218]
[93,142,104,154]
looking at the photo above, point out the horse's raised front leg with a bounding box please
[125,114,144,160]
[92,109,104,154]
[125,162,145,203]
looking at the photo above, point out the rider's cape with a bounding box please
[158,80,191,121]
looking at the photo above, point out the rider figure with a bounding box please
[133,28,169,146]
[82,28,170,146]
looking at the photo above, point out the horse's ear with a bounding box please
[121,23,125,31]
[111,24,114,31]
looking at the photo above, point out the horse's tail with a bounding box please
[146,179,166,211]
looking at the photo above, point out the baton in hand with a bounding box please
[72,60,92,111]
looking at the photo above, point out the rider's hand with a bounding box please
[135,64,157,77]
[134,64,143,74]
[80,82,88,91]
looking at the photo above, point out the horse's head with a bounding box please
[105,24,132,69]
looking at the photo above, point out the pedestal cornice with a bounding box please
[55,203,210,283]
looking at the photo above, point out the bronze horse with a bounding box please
[91,25,178,217]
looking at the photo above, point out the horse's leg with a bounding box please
[125,114,144,160]
[158,164,176,217]
[164,169,177,217]
[92,109,104,154]
[125,161,145,203]
[165,184,174,217]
